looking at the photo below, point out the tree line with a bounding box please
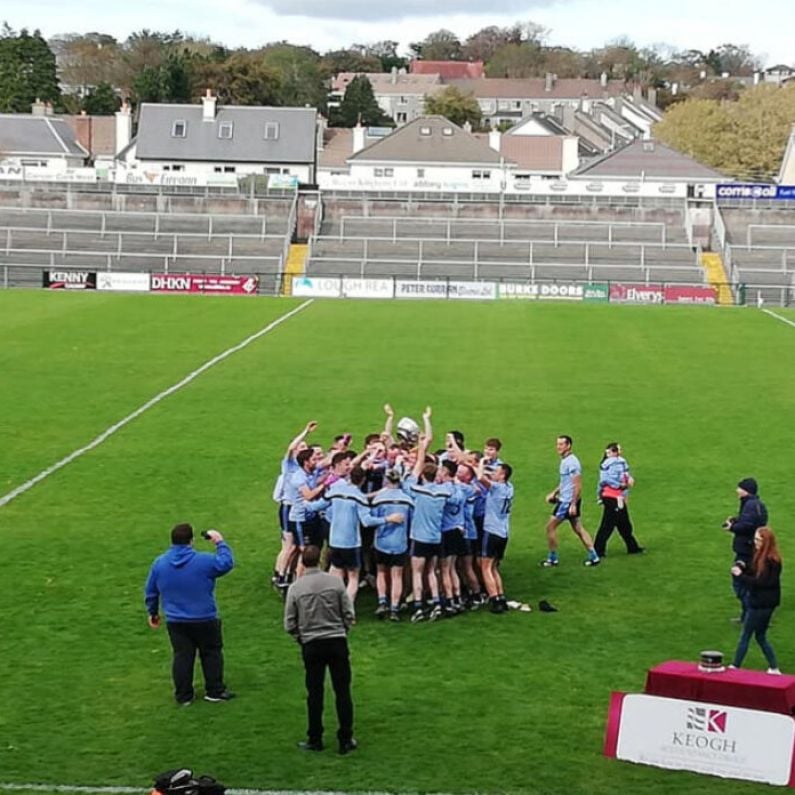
[1,21,791,180]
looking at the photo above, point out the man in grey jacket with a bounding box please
[284,545,357,754]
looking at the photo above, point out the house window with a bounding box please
[374,168,395,177]
[264,122,280,140]
[442,127,453,136]
[218,122,234,139]
[472,170,491,180]
[513,101,522,109]
[419,126,432,136]
[265,167,288,174]
[214,165,236,173]
[399,96,408,105]
[417,168,425,178]
[171,120,187,138]
[396,112,407,123]
[162,164,185,172]
[497,100,510,111]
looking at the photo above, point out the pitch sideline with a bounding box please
[0,786,428,795]
[0,299,314,511]
[762,307,795,329]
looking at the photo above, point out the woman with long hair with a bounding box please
[730,527,782,673]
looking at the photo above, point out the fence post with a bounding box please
[101,212,106,238]
[554,223,559,248]
[208,215,213,241]
[608,224,613,248]
[155,213,160,240]
[474,240,479,280]
[418,239,423,280]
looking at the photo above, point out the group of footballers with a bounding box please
[271,405,514,621]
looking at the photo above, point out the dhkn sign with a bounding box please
[605,693,795,786]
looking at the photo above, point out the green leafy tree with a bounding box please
[319,49,381,79]
[81,81,120,114]
[259,43,325,109]
[0,25,59,112]
[361,41,406,72]
[654,84,795,181]
[410,29,462,61]
[424,86,481,128]
[333,74,390,127]
[192,52,281,105]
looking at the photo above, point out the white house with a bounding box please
[319,116,512,193]
[115,91,318,186]
[0,104,88,175]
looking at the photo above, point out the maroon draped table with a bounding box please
[645,661,795,715]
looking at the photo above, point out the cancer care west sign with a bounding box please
[605,693,795,786]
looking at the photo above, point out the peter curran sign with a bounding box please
[605,693,795,786]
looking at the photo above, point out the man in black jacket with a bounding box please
[724,478,767,621]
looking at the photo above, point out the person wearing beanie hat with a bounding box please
[724,478,767,622]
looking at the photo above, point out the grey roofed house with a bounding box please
[0,113,88,159]
[134,103,317,164]
[348,116,506,165]
[570,139,725,181]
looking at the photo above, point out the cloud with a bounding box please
[256,0,559,21]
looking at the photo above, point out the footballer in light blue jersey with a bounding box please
[542,435,600,568]
[476,460,515,613]
[404,474,453,545]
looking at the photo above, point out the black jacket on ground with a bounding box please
[729,495,768,559]
[737,560,781,609]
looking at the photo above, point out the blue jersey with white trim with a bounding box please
[558,453,581,504]
[372,488,413,554]
[403,475,453,544]
[484,481,514,539]
[306,480,384,549]
[440,482,466,532]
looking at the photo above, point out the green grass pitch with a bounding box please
[1,291,794,795]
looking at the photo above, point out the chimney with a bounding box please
[648,87,658,107]
[352,123,366,153]
[600,72,608,89]
[489,128,501,152]
[316,115,327,151]
[115,100,132,156]
[72,113,92,157]
[202,88,217,121]
[391,66,398,85]
[44,102,54,116]
[545,72,555,92]
[754,71,761,85]
[463,120,472,133]
[31,98,46,116]
[633,84,642,102]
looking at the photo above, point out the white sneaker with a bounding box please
[767,668,782,675]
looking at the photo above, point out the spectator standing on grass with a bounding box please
[285,545,358,754]
[541,435,600,568]
[725,478,768,622]
[145,523,235,705]
[593,443,644,558]
[730,527,782,674]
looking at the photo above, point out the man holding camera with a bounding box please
[145,523,235,705]
[724,478,768,622]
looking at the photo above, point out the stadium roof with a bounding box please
[0,114,88,158]
[571,139,726,181]
[135,103,317,164]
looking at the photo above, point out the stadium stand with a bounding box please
[719,206,795,305]
[0,196,296,295]
[306,197,702,286]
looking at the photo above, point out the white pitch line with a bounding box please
[0,299,314,510]
[0,786,446,795]
[762,307,795,329]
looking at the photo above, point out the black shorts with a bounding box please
[410,540,441,560]
[474,515,485,555]
[552,498,582,524]
[278,503,290,534]
[288,516,323,547]
[329,546,361,570]
[481,532,508,561]
[441,528,468,557]
[375,550,407,568]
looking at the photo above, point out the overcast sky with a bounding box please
[3,0,792,66]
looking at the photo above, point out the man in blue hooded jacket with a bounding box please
[145,523,235,705]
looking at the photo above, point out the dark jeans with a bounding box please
[732,607,778,669]
[732,556,751,620]
[301,636,353,744]
[166,619,225,703]
[593,497,641,557]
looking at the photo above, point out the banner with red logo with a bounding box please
[609,283,664,304]
[663,285,717,305]
[151,273,258,295]
[604,692,795,786]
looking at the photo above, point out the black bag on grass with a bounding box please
[153,769,225,795]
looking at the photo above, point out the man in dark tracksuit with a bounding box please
[284,545,357,755]
[145,523,235,705]
[725,478,767,621]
